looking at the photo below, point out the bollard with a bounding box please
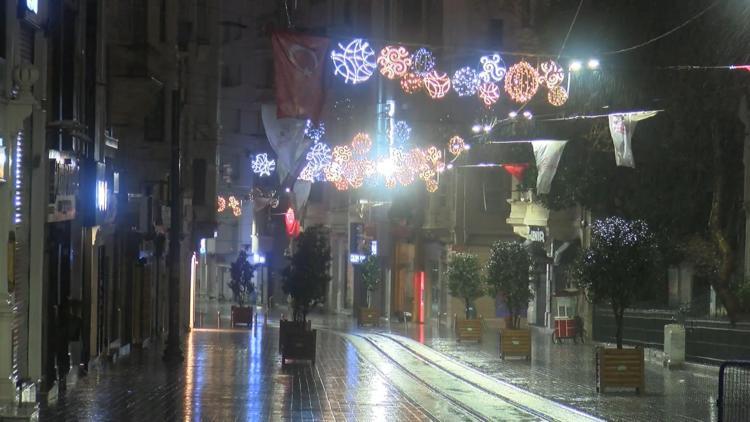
[217,310,221,328]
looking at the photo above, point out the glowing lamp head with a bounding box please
[569,60,583,71]
[587,58,600,69]
[508,111,518,119]
[471,124,481,133]
[377,158,396,177]
[523,110,533,119]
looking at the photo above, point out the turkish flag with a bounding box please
[272,31,329,122]
[502,163,529,180]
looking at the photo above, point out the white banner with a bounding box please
[261,104,310,182]
[608,111,659,168]
[531,140,568,194]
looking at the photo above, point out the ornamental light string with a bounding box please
[505,60,540,103]
[478,81,501,107]
[331,39,376,84]
[377,45,412,79]
[423,70,451,99]
[479,54,507,82]
[411,47,436,76]
[400,72,423,94]
[452,67,481,97]
[251,153,276,177]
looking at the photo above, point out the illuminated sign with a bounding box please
[25,0,38,13]
[349,254,366,264]
[96,180,108,211]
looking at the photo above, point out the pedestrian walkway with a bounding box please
[39,319,431,421]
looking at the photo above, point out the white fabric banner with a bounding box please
[608,111,659,168]
[292,179,312,212]
[261,104,310,182]
[531,140,568,194]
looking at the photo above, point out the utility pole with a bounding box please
[163,86,184,363]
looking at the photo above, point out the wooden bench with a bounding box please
[596,346,644,394]
[500,329,531,360]
[358,308,379,327]
[455,318,482,342]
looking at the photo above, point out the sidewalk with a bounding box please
[375,317,717,422]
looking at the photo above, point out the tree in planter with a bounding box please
[573,217,662,349]
[227,247,256,307]
[360,255,380,308]
[446,252,484,320]
[486,240,533,330]
[282,224,331,323]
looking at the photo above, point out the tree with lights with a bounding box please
[228,248,256,307]
[485,241,533,330]
[446,252,484,320]
[573,217,662,348]
[282,225,331,323]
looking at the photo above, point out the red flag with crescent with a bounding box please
[502,163,529,180]
[272,31,329,122]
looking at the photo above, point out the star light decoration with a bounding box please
[504,60,540,103]
[423,70,451,99]
[331,39,376,84]
[538,60,564,88]
[478,54,507,82]
[377,45,412,79]
[477,81,500,106]
[400,72,423,94]
[251,153,276,177]
[304,120,326,143]
[548,85,569,106]
[452,67,480,97]
[410,48,436,76]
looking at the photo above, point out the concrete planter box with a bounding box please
[596,346,644,393]
[357,308,379,327]
[230,306,253,327]
[455,318,482,342]
[500,329,531,360]
[280,324,317,365]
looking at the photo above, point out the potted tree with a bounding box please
[446,252,484,342]
[358,255,380,327]
[280,224,331,365]
[227,247,256,327]
[573,217,661,393]
[486,240,534,360]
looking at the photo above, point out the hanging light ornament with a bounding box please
[478,54,507,82]
[477,81,500,107]
[400,72,423,94]
[217,196,227,212]
[298,164,316,182]
[377,45,412,79]
[324,162,343,182]
[538,60,565,88]
[452,67,480,97]
[251,153,276,177]
[426,145,442,164]
[330,39,376,84]
[548,85,569,106]
[390,120,412,147]
[448,136,466,156]
[332,145,353,163]
[425,178,439,193]
[334,178,349,191]
[504,60,540,103]
[351,133,372,156]
[304,120,326,142]
[423,70,451,99]
[410,47,436,76]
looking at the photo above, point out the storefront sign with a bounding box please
[529,226,545,243]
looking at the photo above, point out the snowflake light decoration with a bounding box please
[477,81,500,107]
[332,145,353,163]
[304,120,326,143]
[448,136,466,156]
[351,133,372,156]
[400,72,423,94]
[548,85,569,106]
[302,141,332,181]
[538,60,564,88]
[331,39,376,84]
[423,70,451,99]
[452,67,480,97]
[251,153,276,177]
[390,121,412,147]
[504,60,540,103]
[377,45,412,79]
[217,196,227,212]
[411,48,436,76]
[478,54,507,82]
[298,164,316,182]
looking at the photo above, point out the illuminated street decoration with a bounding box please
[332,145,353,163]
[448,136,466,157]
[423,70,451,99]
[400,72,423,94]
[324,162,343,182]
[548,85,569,106]
[390,121,411,147]
[251,153,276,177]
[452,67,480,97]
[538,60,565,88]
[504,60,540,103]
[477,81,501,106]
[217,196,227,212]
[331,39,376,84]
[304,120,326,142]
[410,47,436,76]
[478,54,507,82]
[334,178,349,191]
[377,46,412,79]
[425,178,439,192]
[351,132,373,156]
[301,141,332,181]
